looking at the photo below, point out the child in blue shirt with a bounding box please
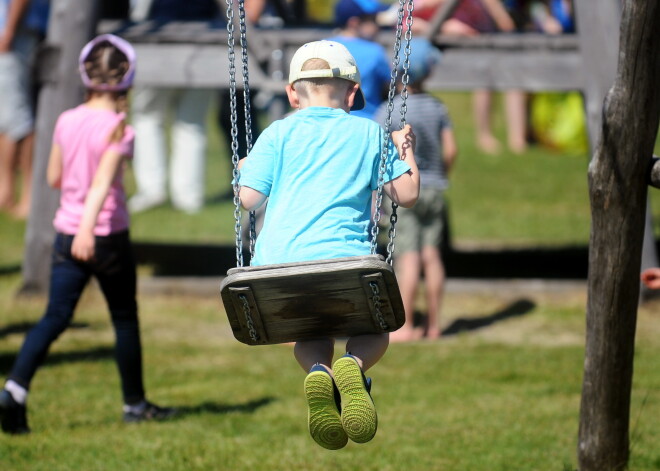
[239,40,419,449]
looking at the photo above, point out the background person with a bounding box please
[128,0,220,213]
[0,35,174,435]
[327,0,391,120]
[376,38,457,342]
[0,0,49,218]
[238,40,419,449]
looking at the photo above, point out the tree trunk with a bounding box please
[578,1,660,470]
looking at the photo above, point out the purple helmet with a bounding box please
[78,34,136,91]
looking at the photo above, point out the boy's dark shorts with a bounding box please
[394,187,445,254]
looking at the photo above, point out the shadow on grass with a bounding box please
[0,264,20,276]
[0,344,110,375]
[442,298,536,337]
[173,397,275,418]
[0,321,89,340]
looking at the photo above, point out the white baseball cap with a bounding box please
[288,40,365,111]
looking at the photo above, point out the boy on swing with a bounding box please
[238,40,419,450]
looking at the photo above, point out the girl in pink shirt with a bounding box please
[0,35,173,435]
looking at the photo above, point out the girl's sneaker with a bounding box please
[123,400,176,423]
[304,364,348,450]
[0,389,30,435]
[333,354,377,444]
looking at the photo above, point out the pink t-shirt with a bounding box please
[52,104,134,236]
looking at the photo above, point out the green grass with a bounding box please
[1,275,660,470]
[1,92,660,469]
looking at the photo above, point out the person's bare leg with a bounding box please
[294,338,335,373]
[12,134,34,219]
[474,89,501,155]
[421,245,445,340]
[505,90,527,154]
[345,333,389,372]
[391,251,421,342]
[0,135,19,210]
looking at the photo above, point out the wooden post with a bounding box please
[19,0,100,294]
[577,1,660,470]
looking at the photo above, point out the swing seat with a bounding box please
[220,255,405,345]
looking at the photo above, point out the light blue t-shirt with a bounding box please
[239,107,410,266]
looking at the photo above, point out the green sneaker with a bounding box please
[304,364,347,450]
[333,354,377,444]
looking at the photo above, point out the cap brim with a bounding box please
[351,88,366,111]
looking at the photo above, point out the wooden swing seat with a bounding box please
[220,255,405,345]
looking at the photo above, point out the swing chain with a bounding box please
[226,0,244,268]
[386,208,398,264]
[385,0,414,265]
[236,0,257,263]
[369,282,389,331]
[370,0,406,257]
[371,0,414,265]
[239,294,259,342]
[227,0,257,266]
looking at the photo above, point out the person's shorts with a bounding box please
[0,31,39,140]
[393,186,445,254]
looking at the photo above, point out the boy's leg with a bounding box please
[392,250,422,343]
[295,338,347,449]
[344,333,388,372]
[294,338,334,372]
[421,245,445,340]
[333,334,388,443]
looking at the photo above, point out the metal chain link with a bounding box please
[370,0,406,257]
[239,294,259,342]
[227,0,258,266]
[369,282,389,331]
[236,0,258,263]
[386,0,414,264]
[226,0,244,268]
[371,0,414,265]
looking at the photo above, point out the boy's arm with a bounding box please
[71,147,125,262]
[442,128,458,174]
[239,186,267,211]
[384,124,419,208]
[237,156,268,211]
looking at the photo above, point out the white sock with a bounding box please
[123,399,147,414]
[5,380,28,405]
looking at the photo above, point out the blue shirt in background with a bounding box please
[327,36,391,120]
[1,0,49,34]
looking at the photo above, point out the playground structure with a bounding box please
[17,1,660,469]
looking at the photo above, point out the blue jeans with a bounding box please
[9,231,145,404]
